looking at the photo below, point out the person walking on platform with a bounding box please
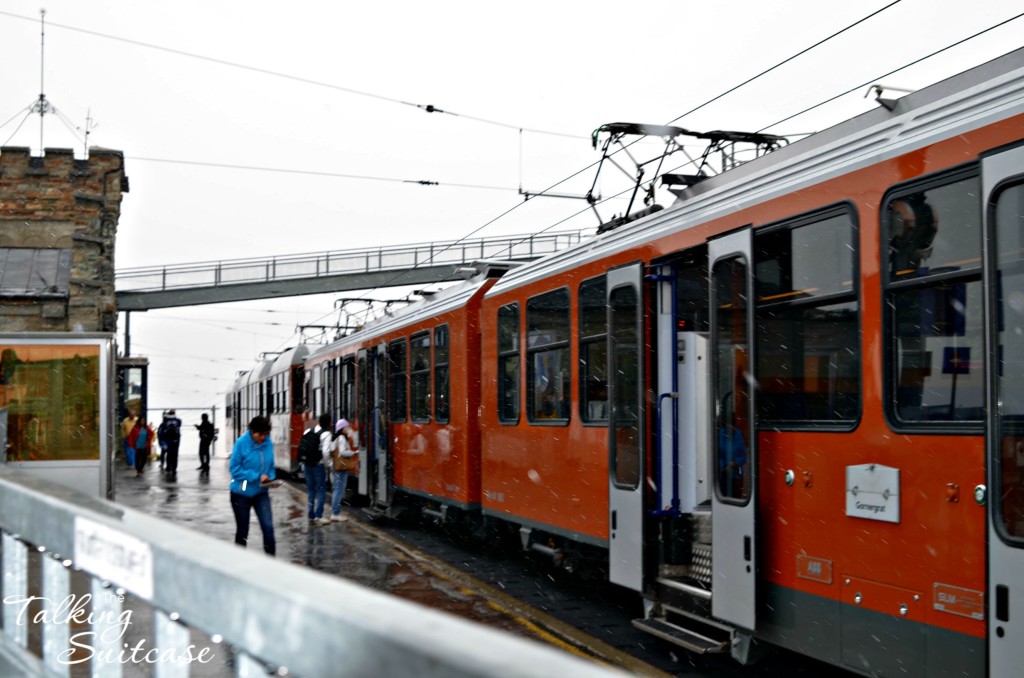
[158,409,183,477]
[195,413,215,474]
[133,419,150,477]
[299,414,332,525]
[329,419,358,522]
[121,409,138,467]
[229,416,277,556]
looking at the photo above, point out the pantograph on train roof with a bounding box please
[585,121,788,234]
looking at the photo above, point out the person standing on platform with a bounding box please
[133,419,150,477]
[158,409,183,477]
[229,416,276,555]
[195,413,215,474]
[329,418,358,522]
[120,409,138,467]
[300,414,332,525]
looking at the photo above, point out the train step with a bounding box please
[631,617,729,655]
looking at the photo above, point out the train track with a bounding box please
[324,492,857,678]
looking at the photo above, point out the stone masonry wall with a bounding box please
[0,147,127,332]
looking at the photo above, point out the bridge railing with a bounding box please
[0,468,614,677]
[115,230,592,293]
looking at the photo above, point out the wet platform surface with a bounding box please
[111,453,632,675]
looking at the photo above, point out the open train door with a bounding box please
[373,342,392,508]
[984,144,1024,675]
[708,229,757,631]
[607,263,645,592]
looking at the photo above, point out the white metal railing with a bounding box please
[0,468,616,677]
[115,230,592,294]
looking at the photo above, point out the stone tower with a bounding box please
[0,147,128,332]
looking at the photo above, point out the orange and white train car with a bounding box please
[475,48,1024,677]
[302,268,504,516]
[225,48,1024,676]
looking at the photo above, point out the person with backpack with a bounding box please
[229,416,277,556]
[299,413,333,525]
[158,410,183,478]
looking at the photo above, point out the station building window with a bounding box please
[0,248,72,298]
[435,324,450,423]
[389,338,408,422]
[579,277,608,424]
[754,206,860,425]
[410,331,431,423]
[527,288,570,424]
[0,343,100,462]
[883,169,983,427]
[498,303,520,423]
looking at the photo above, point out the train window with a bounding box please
[579,277,608,423]
[884,171,983,427]
[712,257,751,502]
[755,208,860,425]
[498,303,520,423]
[357,353,368,427]
[435,325,450,423]
[993,181,1024,542]
[527,288,570,424]
[410,332,432,423]
[291,365,304,415]
[388,339,407,422]
[340,358,355,420]
[610,284,641,487]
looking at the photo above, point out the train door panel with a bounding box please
[608,263,645,592]
[984,145,1024,675]
[709,229,757,630]
[374,342,392,507]
[357,349,370,497]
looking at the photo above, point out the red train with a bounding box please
[226,48,1024,677]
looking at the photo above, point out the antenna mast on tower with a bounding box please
[30,9,56,155]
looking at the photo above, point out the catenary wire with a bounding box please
[263,8,1024,354]
[756,10,1024,133]
[0,9,586,141]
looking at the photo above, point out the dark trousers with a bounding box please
[304,463,326,519]
[166,443,180,473]
[230,491,275,555]
[135,446,148,474]
[198,442,211,471]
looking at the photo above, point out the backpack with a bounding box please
[160,420,180,445]
[298,428,322,465]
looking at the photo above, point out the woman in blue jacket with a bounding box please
[229,416,276,555]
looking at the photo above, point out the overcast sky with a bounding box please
[1,1,1021,448]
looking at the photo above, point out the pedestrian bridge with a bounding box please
[115,230,592,310]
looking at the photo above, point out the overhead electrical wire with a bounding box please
[125,156,522,194]
[305,1,912,299]
[0,9,586,141]
[756,10,1024,133]
[265,5,1024,353]
[5,6,1012,372]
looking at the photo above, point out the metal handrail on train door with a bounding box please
[650,269,681,518]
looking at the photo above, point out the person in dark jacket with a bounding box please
[158,410,183,477]
[195,413,215,474]
[229,416,276,555]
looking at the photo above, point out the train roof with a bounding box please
[230,345,312,392]
[305,266,506,362]
[487,46,1024,295]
